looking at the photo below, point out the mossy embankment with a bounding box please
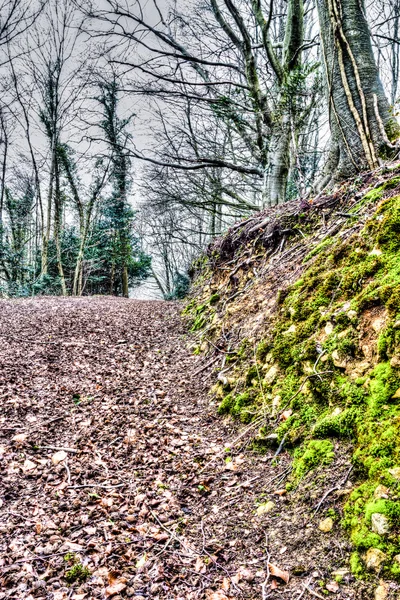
[185,163,400,582]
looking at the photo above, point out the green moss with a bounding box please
[65,561,91,584]
[292,440,335,480]
[256,339,271,362]
[218,391,256,422]
[350,551,366,578]
[209,293,220,305]
[313,407,357,438]
[365,499,400,526]
[246,365,259,386]
[303,237,335,263]
[351,526,382,550]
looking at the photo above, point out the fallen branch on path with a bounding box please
[67,482,125,489]
[39,445,78,453]
[193,355,220,376]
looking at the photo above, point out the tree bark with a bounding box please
[265,117,291,206]
[317,0,400,180]
[53,150,67,296]
[122,266,129,298]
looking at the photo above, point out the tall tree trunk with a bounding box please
[391,2,400,106]
[317,0,400,180]
[122,266,129,298]
[41,143,55,276]
[0,110,8,251]
[53,151,67,296]
[264,117,291,206]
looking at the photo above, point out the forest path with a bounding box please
[0,298,368,600]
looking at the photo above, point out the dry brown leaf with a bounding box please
[231,572,242,584]
[238,567,255,582]
[221,577,230,591]
[12,433,27,444]
[205,591,231,600]
[105,582,126,597]
[268,562,290,584]
[195,556,206,573]
[64,541,84,552]
[281,409,293,421]
[22,459,36,472]
[326,581,339,593]
[35,522,42,534]
[51,450,67,465]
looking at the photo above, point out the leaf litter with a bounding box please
[0,297,385,599]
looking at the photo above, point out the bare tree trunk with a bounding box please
[317,0,400,180]
[391,2,400,106]
[0,109,8,245]
[265,117,291,206]
[122,266,129,298]
[53,150,67,296]
[41,142,55,276]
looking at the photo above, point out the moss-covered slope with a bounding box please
[186,163,400,581]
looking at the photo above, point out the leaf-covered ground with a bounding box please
[0,298,383,599]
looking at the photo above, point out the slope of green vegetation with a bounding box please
[187,179,400,580]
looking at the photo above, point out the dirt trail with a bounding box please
[0,298,374,600]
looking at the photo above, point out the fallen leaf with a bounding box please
[64,541,84,552]
[136,553,147,569]
[23,459,36,472]
[52,450,67,465]
[83,526,97,535]
[105,582,126,597]
[239,567,254,582]
[256,501,275,516]
[12,433,27,444]
[326,581,339,593]
[231,572,242,584]
[195,556,206,573]
[268,563,290,584]
[205,591,230,600]
[221,577,230,591]
[281,409,292,421]
[270,579,278,590]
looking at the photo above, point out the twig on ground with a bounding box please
[64,461,71,485]
[296,577,312,599]
[39,445,78,453]
[280,371,334,411]
[261,536,271,600]
[304,584,326,599]
[313,465,353,515]
[193,355,220,376]
[67,482,125,489]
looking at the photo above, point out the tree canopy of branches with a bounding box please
[0,0,399,298]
